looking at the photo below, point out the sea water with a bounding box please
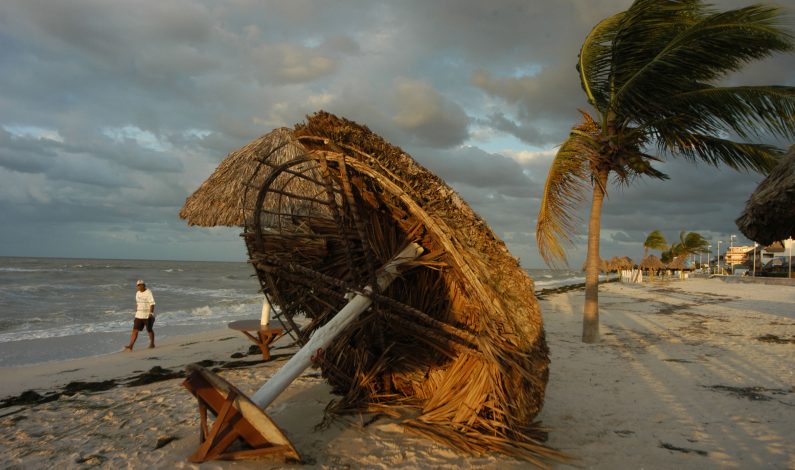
[0,256,585,367]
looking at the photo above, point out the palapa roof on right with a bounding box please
[736,144,795,245]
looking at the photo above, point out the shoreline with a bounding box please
[2,278,794,468]
[0,279,596,370]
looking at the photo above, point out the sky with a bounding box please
[0,0,793,268]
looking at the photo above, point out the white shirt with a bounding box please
[135,289,156,319]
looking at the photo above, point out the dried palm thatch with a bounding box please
[666,255,687,270]
[639,255,663,281]
[607,256,633,272]
[736,145,795,245]
[180,111,561,466]
[180,128,315,227]
[639,255,664,271]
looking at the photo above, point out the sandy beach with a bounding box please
[1,277,793,469]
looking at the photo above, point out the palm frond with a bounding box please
[578,12,624,110]
[656,133,781,173]
[614,4,793,117]
[668,85,795,140]
[536,113,600,267]
[610,0,705,105]
[644,229,668,251]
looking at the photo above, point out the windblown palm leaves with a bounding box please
[643,230,668,258]
[536,0,795,342]
[666,231,710,259]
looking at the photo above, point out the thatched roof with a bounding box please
[766,241,785,253]
[182,111,559,464]
[736,145,795,245]
[607,256,634,271]
[667,255,688,270]
[180,128,310,226]
[639,255,664,270]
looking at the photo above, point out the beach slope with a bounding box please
[1,278,793,469]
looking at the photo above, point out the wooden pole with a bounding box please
[250,243,423,409]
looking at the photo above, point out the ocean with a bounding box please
[0,257,585,367]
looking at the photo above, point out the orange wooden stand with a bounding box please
[228,320,285,360]
[181,364,300,463]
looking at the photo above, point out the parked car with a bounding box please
[732,266,749,276]
[760,257,792,277]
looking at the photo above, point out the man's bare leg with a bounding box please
[125,329,139,351]
[148,330,155,349]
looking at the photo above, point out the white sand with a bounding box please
[1,278,793,469]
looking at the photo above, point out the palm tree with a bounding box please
[536,0,795,343]
[672,231,710,258]
[667,231,710,277]
[643,229,668,258]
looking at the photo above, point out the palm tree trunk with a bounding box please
[583,168,609,343]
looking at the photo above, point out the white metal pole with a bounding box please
[260,298,271,325]
[707,245,711,273]
[753,243,757,277]
[790,237,793,279]
[251,243,423,409]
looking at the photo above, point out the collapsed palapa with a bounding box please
[180,111,558,465]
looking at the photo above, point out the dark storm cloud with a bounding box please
[0,128,59,173]
[0,0,793,263]
[416,145,535,197]
[481,112,560,147]
[391,78,471,147]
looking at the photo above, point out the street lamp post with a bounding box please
[729,234,736,272]
[717,240,722,274]
[789,237,793,279]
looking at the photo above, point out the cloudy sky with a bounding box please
[1,0,793,268]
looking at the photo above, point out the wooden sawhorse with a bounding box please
[181,364,300,463]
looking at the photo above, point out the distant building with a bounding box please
[724,239,793,268]
[726,245,754,266]
[762,240,786,264]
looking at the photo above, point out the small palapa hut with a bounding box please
[180,112,557,464]
[607,256,634,273]
[639,255,664,280]
[736,144,795,245]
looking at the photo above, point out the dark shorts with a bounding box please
[133,316,155,332]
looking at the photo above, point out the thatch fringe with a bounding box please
[736,144,795,244]
[639,255,664,270]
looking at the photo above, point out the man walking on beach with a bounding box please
[125,279,156,351]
